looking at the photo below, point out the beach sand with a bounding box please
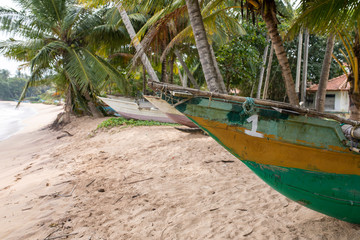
[0,107,359,239]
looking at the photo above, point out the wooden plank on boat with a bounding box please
[148,81,359,126]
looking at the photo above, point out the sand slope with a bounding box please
[1,116,360,239]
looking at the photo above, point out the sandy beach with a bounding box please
[0,105,360,239]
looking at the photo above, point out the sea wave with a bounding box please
[0,102,36,141]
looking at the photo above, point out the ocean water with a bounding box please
[0,102,36,141]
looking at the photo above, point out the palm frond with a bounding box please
[82,48,129,94]
[17,64,48,106]
[64,48,94,94]
[30,40,68,71]
[289,0,360,36]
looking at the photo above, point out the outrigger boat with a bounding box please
[99,95,176,123]
[149,81,360,224]
[143,95,197,128]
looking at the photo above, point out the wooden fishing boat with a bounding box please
[143,95,197,128]
[149,81,360,224]
[99,95,176,123]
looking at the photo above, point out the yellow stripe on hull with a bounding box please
[191,116,360,175]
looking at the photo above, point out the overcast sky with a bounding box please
[0,1,26,76]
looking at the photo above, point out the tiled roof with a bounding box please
[307,74,350,92]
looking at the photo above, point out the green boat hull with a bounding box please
[166,95,360,223]
[244,161,360,223]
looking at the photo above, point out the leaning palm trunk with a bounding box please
[174,49,199,89]
[315,33,336,112]
[116,4,159,82]
[185,0,226,93]
[52,83,72,129]
[64,84,72,124]
[262,0,299,105]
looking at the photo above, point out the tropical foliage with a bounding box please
[1,0,359,122]
[97,117,179,129]
[291,0,360,118]
[0,0,128,124]
[0,69,46,101]
[216,23,266,95]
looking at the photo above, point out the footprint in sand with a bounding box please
[1,185,12,191]
[23,163,33,171]
[14,173,22,182]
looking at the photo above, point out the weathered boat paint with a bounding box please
[168,95,360,223]
[99,96,176,123]
[144,95,197,128]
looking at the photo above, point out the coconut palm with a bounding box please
[291,0,360,118]
[0,0,128,125]
[184,0,228,93]
[235,0,299,105]
[131,0,243,91]
[78,0,161,82]
[315,33,335,112]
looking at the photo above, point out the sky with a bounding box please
[0,1,27,76]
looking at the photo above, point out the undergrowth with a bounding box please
[97,117,179,129]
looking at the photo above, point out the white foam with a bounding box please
[0,102,37,141]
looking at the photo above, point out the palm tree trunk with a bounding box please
[262,0,299,105]
[161,58,168,82]
[64,84,72,124]
[143,65,146,95]
[174,49,199,89]
[301,28,309,105]
[185,0,226,93]
[169,55,174,84]
[84,91,103,118]
[257,37,270,98]
[315,33,335,112]
[350,30,360,120]
[295,30,303,94]
[179,70,188,87]
[116,3,159,82]
[250,82,255,97]
[262,43,274,99]
[209,44,227,92]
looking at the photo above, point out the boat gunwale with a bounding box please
[148,81,358,126]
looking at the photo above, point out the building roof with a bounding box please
[307,74,350,92]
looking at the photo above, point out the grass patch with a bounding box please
[97,117,179,129]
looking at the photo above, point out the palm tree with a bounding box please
[291,0,360,118]
[257,37,270,98]
[116,3,160,82]
[301,28,309,104]
[239,0,299,105]
[177,0,299,103]
[184,0,227,93]
[78,0,161,83]
[262,43,274,99]
[130,0,242,92]
[315,33,335,112]
[0,0,127,125]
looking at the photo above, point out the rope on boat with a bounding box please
[242,97,255,115]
